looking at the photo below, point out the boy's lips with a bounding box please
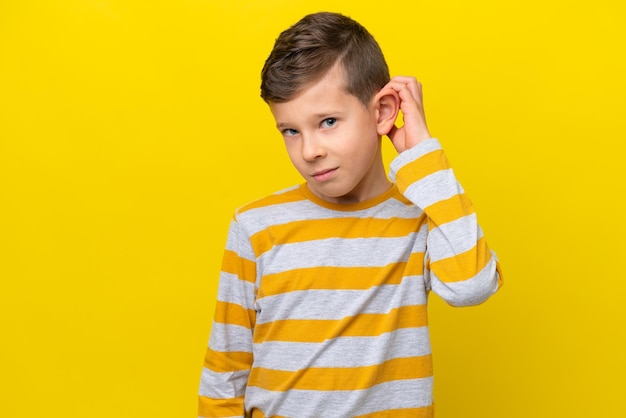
[312,167,338,182]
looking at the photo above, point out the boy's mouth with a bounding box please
[312,167,337,181]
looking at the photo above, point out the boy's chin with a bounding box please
[308,184,363,205]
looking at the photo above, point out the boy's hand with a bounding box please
[384,76,432,153]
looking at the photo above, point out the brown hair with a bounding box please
[260,12,390,106]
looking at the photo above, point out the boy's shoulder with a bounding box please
[235,185,304,217]
[231,182,419,238]
[232,185,311,234]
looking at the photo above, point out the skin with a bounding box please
[269,63,431,205]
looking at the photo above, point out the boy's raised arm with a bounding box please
[198,218,257,417]
[387,77,503,306]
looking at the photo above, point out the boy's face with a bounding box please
[269,64,389,204]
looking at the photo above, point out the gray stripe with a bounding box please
[238,197,421,236]
[208,322,253,353]
[389,138,443,182]
[199,367,249,398]
[224,220,256,261]
[259,233,424,274]
[245,377,433,417]
[403,168,464,209]
[430,254,500,306]
[255,276,427,323]
[217,272,256,310]
[427,213,481,262]
[252,327,432,370]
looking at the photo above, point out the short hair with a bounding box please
[260,12,390,107]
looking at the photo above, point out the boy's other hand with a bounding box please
[384,76,432,153]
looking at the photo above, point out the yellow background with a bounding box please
[1,0,624,417]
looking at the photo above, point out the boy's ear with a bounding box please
[374,88,400,136]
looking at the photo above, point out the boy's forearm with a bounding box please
[390,138,502,305]
[198,311,253,416]
[198,392,245,418]
[199,220,256,417]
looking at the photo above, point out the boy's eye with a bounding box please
[282,128,299,137]
[321,118,337,128]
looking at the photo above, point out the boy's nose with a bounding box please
[301,136,326,161]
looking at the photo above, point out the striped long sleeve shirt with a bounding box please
[198,138,503,417]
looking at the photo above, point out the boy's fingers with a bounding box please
[385,81,416,103]
[386,82,421,117]
[387,80,419,101]
[388,76,423,102]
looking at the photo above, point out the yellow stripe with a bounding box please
[395,149,449,193]
[204,347,253,373]
[237,188,305,214]
[496,260,504,288]
[425,193,475,227]
[258,259,424,297]
[221,250,256,284]
[355,405,434,418]
[250,409,264,418]
[248,354,433,391]
[429,236,492,283]
[250,216,423,255]
[253,304,427,343]
[198,394,244,417]
[405,251,427,276]
[214,301,256,329]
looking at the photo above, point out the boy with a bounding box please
[199,11,502,418]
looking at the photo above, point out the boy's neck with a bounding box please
[307,157,391,205]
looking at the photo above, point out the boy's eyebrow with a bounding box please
[276,122,290,130]
[276,112,344,129]
[312,111,342,119]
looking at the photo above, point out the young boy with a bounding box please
[198,11,502,418]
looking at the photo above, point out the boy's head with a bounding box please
[261,12,400,205]
[260,12,390,107]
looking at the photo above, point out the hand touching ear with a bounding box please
[383,76,432,153]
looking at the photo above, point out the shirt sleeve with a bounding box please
[198,217,257,417]
[389,138,503,306]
